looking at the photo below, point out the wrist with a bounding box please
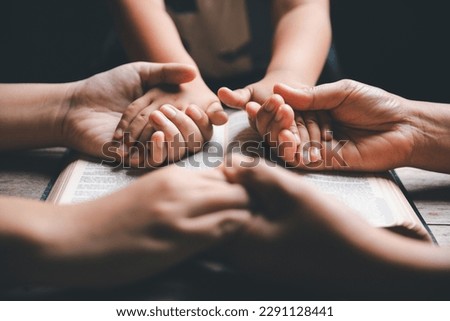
[56,81,82,148]
[264,68,311,87]
[407,99,450,172]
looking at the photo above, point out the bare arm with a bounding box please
[220,159,450,297]
[110,0,196,66]
[269,0,331,85]
[218,0,331,106]
[0,83,71,150]
[408,99,450,173]
[0,167,250,288]
[274,80,450,173]
[109,0,227,147]
[0,62,197,167]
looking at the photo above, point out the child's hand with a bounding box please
[114,78,228,166]
[218,70,331,153]
[246,94,330,167]
[218,69,307,109]
[125,103,213,167]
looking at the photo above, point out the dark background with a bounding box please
[0,0,448,102]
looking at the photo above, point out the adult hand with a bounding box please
[113,77,228,165]
[27,166,250,288]
[61,62,200,165]
[218,70,330,164]
[219,158,435,291]
[274,79,417,171]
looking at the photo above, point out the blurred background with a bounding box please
[0,0,448,102]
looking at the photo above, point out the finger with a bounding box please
[245,101,261,132]
[150,109,186,162]
[114,93,152,141]
[273,80,360,111]
[278,129,299,165]
[217,86,252,109]
[188,182,251,216]
[268,104,296,148]
[144,131,167,168]
[161,104,204,153]
[135,62,197,88]
[303,112,322,163]
[205,101,228,125]
[255,94,285,140]
[136,121,156,150]
[125,105,156,146]
[295,112,311,165]
[180,209,251,244]
[317,111,333,141]
[223,154,301,199]
[185,104,213,144]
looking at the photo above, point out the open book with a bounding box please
[47,110,434,242]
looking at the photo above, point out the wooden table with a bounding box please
[1,148,450,300]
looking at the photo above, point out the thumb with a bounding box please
[223,155,298,211]
[218,86,252,109]
[206,101,228,125]
[135,62,197,88]
[183,209,251,244]
[273,79,360,112]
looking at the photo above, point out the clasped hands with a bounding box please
[64,62,337,169]
[63,62,416,173]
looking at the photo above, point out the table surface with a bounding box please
[1,148,450,299]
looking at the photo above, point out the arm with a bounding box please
[408,99,450,173]
[0,166,250,288]
[268,0,331,85]
[110,0,195,65]
[220,159,450,296]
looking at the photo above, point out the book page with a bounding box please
[299,172,399,227]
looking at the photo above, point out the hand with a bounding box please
[274,80,416,171]
[218,158,406,287]
[60,62,197,164]
[218,70,330,165]
[113,78,228,165]
[32,166,250,288]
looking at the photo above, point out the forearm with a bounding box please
[0,193,131,288]
[0,197,61,287]
[268,0,331,85]
[0,83,72,150]
[110,0,197,67]
[217,202,450,294]
[407,99,450,173]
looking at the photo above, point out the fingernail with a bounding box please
[188,105,203,121]
[160,104,177,118]
[275,111,283,122]
[114,128,123,139]
[153,111,169,126]
[264,102,275,112]
[310,147,322,162]
[299,145,310,165]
